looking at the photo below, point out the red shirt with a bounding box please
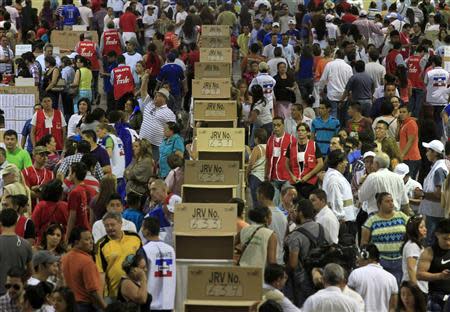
[407,55,425,89]
[32,200,68,242]
[68,184,96,230]
[399,117,421,161]
[22,166,54,189]
[341,13,358,24]
[119,12,137,32]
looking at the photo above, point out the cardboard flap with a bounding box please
[200,36,231,49]
[51,30,98,50]
[184,160,240,185]
[200,48,232,63]
[195,62,232,79]
[174,203,237,234]
[193,100,237,120]
[192,79,231,99]
[196,128,245,152]
[202,25,231,37]
[186,266,263,301]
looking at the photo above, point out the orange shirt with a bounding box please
[62,248,102,303]
[314,56,330,82]
[399,117,421,161]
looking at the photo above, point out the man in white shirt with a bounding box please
[309,189,339,244]
[358,152,410,215]
[92,193,137,243]
[4,0,19,27]
[394,163,422,212]
[250,62,276,111]
[78,0,93,28]
[257,182,287,264]
[263,264,300,312]
[36,43,62,73]
[284,104,312,138]
[325,14,340,40]
[263,33,283,59]
[320,49,353,118]
[123,38,143,74]
[140,216,176,311]
[303,263,359,312]
[267,47,287,76]
[348,244,398,312]
[365,49,385,89]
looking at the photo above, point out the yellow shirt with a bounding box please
[79,67,93,90]
[96,231,141,298]
[237,33,250,57]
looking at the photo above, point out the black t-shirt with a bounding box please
[286,142,323,171]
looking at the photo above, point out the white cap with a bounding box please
[423,140,445,154]
[359,10,368,17]
[387,12,398,19]
[272,22,280,27]
[394,163,410,178]
[165,194,182,213]
[288,19,296,25]
[363,151,376,159]
[325,14,334,22]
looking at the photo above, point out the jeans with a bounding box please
[327,98,340,119]
[380,258,403,284]
[426,215,444,246]
[297,78,314,103]
[271,180,290,207]
[76,303,99,312]
[152,144,160,162]
[248,174,263,208]
[409,88,425,118]
[357,99,372,118]
[428,292,450,312]
[117,178,126,202]
[404,160,421,180]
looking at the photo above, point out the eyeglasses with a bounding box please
[5,284,21,290]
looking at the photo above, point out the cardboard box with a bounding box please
[15,78,35,87]
[184,160,239,185]
[186,266,263,301]
[194,100,237,121]
[200,48,232,63]
[175,235,235,260]
[184,300,258,312]
[196,120,237,128]
[174,203,237,235]
[198,151,245,170]
[196,128,245,152]
[200,36,230,49]
[182,185,237,203]
[202,25,231,37]
[15,44,32,56]
[195,62,232,79]
[51,31,99,51]
[0,86,39,104]
[192,79,231,99]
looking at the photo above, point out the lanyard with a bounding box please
[32,166,46,186]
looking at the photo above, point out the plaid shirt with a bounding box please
[57,153,104,181]
[0,293,20,312]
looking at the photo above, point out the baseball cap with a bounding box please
[288,19,296,25]
[386,12,398,19]
[33,250,60,267]
[33,146,50,155]
[325,14,334,22]
[165,194,182,213]
[363,151,376,159]
[272,22,280,28]
[125,37,138,46]
[394,163,410,178]
[423,140,445,154]
[1,164,19,176]
[359,10,368,17]
[155,88,170,100]
[259,61,269,71]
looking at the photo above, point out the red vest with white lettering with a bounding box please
[35,109,64,151]
[386,49,401,75]
[102,30,122,57]
[76,40,100,70]
[15,216,27,238]
[407,55,425,89]
[112,65,135,100]
[300,140,319,185]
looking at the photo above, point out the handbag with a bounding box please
[51,77,66,92]
[235,225,264,266]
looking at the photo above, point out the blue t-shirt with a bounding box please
[262,32,282,46]
[123,208,144,231]
[61,5,80,26]
[21,119,33,153]
[296,56,314,80]
[159,134,185,178]
[148,206,171,228]
[311,116,341,155]
[257,29,268,43]
[157,63,185,97]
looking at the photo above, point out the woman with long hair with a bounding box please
[397,65,412,106]
[80,107,107,133]
[71,56,93,113]
[42,55,61,108]
[40,223,67,256]
[159,122,184,179]
[67,97,91,138]
[246,128,268,207]
[90,175,117,221]
[124,98,143,132]
[311,15,327,48]
[53,287,76,312]
[125,139,153,196]
[274,62,297,118]
[142,43,162,97]
[401,215,428,294]
[372,98,398,138]
[179,15,198,46]
[397,281,427,312]
[248,84,273,147]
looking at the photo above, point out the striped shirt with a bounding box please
[57,153,104,181]
[311,116,340,155]
[363,211,409,261]
[139,95,176,146]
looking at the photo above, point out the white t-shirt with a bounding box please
[175,10,187,35]
[267,57,287,77]
[250,73,276,110]
[142,240,176,310]
[348,263,398,312]
[402,240,428,293]
[425,66,450,105]
[67,114,82,138]
[31,110,67,131]
[5,6,19,27]
[143,14,157,38]
[269,206,288,265]
[78,6,93,26]
[315,206,340,244]
[124,52,143,72]
[92,217,137,243]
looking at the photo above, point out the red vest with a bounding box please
[407,55,425,89]
[15,216,27,238]
[266,133,299,183]
[76,40,100,70]
[35,109,64,151]
[300,140,319,185]
[113,65,135,100]
[102,30,122,57]
[386,49,401,75]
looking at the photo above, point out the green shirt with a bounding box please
[6,147,32,170]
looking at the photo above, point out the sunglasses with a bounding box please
[5,283,21,290]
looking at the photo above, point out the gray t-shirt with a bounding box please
[285,220,321,267]
[345,72,374,101]
[0,235,32,295]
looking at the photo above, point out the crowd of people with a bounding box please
[1,0,450,310]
